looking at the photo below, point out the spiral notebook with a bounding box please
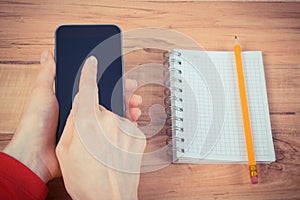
[164,49,275,164]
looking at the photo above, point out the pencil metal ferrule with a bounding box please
[249,165,258,178]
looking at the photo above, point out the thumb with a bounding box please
[35,50,56,90]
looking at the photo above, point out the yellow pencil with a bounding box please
[234,36,258,184]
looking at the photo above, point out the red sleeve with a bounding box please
[0,152,48,200]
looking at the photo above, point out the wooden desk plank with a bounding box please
[0,64,39,134]
[0,1,299,199]
[0,2,299,64]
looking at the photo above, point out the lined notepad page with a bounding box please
[171,50,275,163]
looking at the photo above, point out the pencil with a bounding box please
[234,36,258,184]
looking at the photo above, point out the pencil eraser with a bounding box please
[250,176,258,184]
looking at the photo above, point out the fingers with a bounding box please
[36,50,56,90]
[124,79,142,122]
[126,108,142,122]
[126,94,142,108]
[130,108,142,122]
[77,56,99,114]
[124,79,137,91]
[125,93,142,121]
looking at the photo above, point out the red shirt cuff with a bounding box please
[0,152,48,200]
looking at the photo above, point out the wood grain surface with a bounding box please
[0,1,299,199]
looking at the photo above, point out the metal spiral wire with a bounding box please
[163,50,185,153]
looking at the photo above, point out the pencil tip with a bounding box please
[234,36,239,45]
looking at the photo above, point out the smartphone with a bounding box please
[55,25,124,143]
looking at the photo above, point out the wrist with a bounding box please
[3,139,51,183]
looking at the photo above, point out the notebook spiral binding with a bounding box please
[163,50,185,153]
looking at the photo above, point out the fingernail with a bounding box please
[88,56,98,67]
[132,94,142,105]
[130,107,142,121]
[137,95,142,104]
[132,79,138,88]
[40,50,48,63]
[128,79,137,88]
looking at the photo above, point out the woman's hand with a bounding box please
[3,51,143,185]
[3,51,60,183]
[56,56,146,200]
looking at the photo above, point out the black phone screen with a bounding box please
[55,25,124,143]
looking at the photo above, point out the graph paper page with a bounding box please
[172,50,275,163]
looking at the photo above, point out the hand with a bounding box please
[3,51,60,183]
[3,51,143,184]
[56,56,146,200]
[124,79,142,123]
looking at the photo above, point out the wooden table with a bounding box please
[0,1,299,199]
